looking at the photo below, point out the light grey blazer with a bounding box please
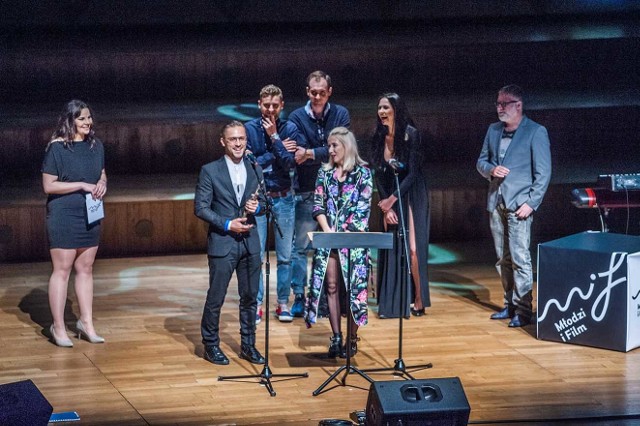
[476,115,552,212]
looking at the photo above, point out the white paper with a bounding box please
[85,194,105,224]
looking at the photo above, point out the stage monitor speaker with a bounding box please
[365,377,470,426]
[0,379,53,426]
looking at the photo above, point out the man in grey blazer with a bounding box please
[195,121,266,365]
[476,85,552,328]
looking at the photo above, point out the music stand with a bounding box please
[310,231,393,396]
[218,167,308,397]
[362,167,432,379]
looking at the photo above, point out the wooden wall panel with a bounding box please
[0,205,48,262]
[153,201,174,252]
[0,193,367,262]
[126,202,152,255]
[0,183,629,263]
[183,201,208,252]
[4,105,637,180]
[428,188,492,241]
[100,203,124,258]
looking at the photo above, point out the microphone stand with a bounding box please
[312,244,374,396]
[218,159,308,396]
[363,165,432,379]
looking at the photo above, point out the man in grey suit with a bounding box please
[195,121,266,365]
[477,84,552,328]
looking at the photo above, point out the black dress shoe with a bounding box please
[490,307,514,320]
[239,344,265,364]
[410,307,425,317]
[204,345,229,365]
[508,314,531,328]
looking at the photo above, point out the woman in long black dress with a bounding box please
[42,100,107,347]
[370,93,430,318]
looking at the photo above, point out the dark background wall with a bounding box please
[2,1,639,27]
[0,1,639,260]
[1,1,639,102]
[1,2,638,170]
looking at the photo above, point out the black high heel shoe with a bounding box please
[410,307,425,317]
[328,333,343,358]
[348,335,360,357]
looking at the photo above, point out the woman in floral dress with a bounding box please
[304,127,372,358]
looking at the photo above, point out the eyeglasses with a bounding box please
[495,100,519,109]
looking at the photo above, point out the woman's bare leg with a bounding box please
[408,205,423,310]
[49,248,77,335]
[73,246,99,335]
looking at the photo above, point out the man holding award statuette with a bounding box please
[195,120,266,366]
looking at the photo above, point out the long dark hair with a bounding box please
[47,99,96,151]
[370,92,416,168]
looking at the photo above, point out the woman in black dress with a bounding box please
[42,100,107,347]
[370,93,431,318]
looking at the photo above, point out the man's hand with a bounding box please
[295,146,309,164]
[515,203,533,219]
[261,117,277,137]
[229,217,254,234]
[491,165,510,178]
[244,199,259,215]
[282,138,297,152]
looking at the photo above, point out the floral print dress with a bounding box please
[304,164,373,327]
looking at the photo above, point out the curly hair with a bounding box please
[259,84,283,100]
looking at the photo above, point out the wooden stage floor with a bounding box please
[1,241,640,425]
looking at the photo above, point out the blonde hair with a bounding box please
[322,127,367,173]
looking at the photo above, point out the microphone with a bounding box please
[245,152,258,165]
[388,158,405,171]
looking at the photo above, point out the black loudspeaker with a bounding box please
[0,379,53,426]
[365,377,470,426]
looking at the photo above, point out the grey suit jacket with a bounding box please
[194,156,265,257]
[476,115,552,212]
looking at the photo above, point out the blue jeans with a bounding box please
[291,191,317,297]
[489,204,533,317]
[256,193,296,305]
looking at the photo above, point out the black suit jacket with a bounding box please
[194,156,265,257]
